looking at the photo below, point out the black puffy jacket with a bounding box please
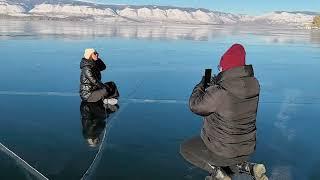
[189,65,260,161]
[79,58,106,101]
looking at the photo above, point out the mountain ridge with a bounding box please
[0,0,316,26]
[2,0,222,12]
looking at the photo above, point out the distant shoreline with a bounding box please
[1,1,317,28]
[1,18,314,41]
[0,15,314,30]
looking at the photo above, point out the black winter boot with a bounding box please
[205,164,231,180]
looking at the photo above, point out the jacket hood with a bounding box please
[80,58,95,69]
[217,65,259,99]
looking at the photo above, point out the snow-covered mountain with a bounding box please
[0,0,317,26]
[240,12,315,26]
[0,1,26,15]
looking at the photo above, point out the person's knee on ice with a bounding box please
[183,43,267,179]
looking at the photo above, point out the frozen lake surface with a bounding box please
[0,20,320,180]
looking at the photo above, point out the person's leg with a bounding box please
[180,137,267,180]
[180,136,216,173]
[180,136,231,180]
[104,81,119,99]
[87,88,108,102]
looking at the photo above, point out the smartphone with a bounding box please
[204,69,212,88]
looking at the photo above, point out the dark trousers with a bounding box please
[180,136,249,175]
[87,81,120,103]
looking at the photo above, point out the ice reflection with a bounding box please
[80,100,120,179]
[80,101,119,147]
[275,89,300,141]
[1,20,320,44]
[310,30,320,44]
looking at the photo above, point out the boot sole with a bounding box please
[253,164,267,180]
[222,176,231,180]
[216,170,231,180]
[260,175,268,180]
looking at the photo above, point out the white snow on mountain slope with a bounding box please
[0,0,316,26]
[30,3,116,16]
[26,4,242,24]
[117,7,137,18]
[0,1,26,14]
[245,12,314,25]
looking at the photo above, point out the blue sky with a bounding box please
[91,0,319,15]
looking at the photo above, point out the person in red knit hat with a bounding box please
[219,44,246,71]
[180,44,268,180]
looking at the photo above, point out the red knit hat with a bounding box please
[219,44,246,71]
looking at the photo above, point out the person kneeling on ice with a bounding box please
[80,48,119,105]
[180,44,268,180]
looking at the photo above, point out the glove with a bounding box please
[196,76,206,89]
[210,75,218,85]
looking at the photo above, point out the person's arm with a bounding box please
[95,58,106,71]
[189,78,222,116]
[83,67,104,88]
